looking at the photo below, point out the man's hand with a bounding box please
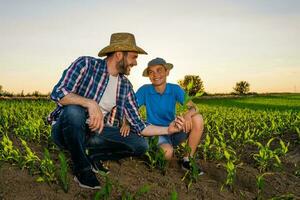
[168,116,185,134]
[86,100,104,133]
[120,118,130,137]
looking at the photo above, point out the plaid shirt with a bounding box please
[48,56,149,134]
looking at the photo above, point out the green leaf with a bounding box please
[36,177,45,182]
[186,79,194,91]
[195,91,204,97]
[224,150,231,160]
[170,189,178,200]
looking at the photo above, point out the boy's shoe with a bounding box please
[74,169,101,189]
[91,161,110,174]
[181,160,204,176]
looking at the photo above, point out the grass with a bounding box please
[194,93,300,111]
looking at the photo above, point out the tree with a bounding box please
[178,75,205,96]
[0,85,2,95]
[233,81,250,95]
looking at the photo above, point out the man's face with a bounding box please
[117,52,138,75]
[147,65,169,86]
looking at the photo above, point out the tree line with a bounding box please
[0,77,251,98]
[178,75,251,96]
[0,85,50,97]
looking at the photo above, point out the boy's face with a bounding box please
[147,65,169,86]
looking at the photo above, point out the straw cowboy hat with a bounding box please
[142,57,173,77]
[98,32,147,57]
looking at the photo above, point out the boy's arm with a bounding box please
[181,100,199,133]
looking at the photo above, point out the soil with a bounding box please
[0,136,299,200]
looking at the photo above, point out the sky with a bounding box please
[1,0,300,94]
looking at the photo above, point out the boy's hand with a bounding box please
[168,116,185,134]
[183,114,193,133]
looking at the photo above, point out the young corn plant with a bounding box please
[0,134,23,167]
[251,138,289,172]
[58,152,69,193]
[20,138,40,175]
[255,172,272,200]
[121,184,150,200]
[36,148,57,184]
[169,188,178,200]
[145,136,167,174]
[221,148,237,191]
[177,79,203,115]
[181,143,200,190]
[94,171,112,200]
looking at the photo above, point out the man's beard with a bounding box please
[117,57,130,75]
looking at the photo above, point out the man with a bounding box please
[135,57,204,174]
[48,33,185,189]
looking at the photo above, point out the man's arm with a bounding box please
[140,116,185,136]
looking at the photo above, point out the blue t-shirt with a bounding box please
[136,83,185,126]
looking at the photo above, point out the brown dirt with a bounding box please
[1,157,299,200]
[0,135,299,200]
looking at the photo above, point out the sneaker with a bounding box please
[91,161,110,174]
[74,169,101,189]
[181,160,204,176]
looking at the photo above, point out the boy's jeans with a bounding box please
[51,105,148,174]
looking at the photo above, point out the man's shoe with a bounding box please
[74,169,101,189]
[181,160,204,176]
[91,161,110,174]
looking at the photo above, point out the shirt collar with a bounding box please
[150,83,171,95]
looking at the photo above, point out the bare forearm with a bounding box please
[141,125,169,136]
[185,101,198,117]
[58,93,92,108]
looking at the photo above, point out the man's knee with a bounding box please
[132,139,148,156]
[62,105,87,127]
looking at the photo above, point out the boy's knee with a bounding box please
[160,144,173,160]
[192,114,204,128]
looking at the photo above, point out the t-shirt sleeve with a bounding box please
[175,85,185,105]
[135,86,145,107]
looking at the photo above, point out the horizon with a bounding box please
[1,0,299,94]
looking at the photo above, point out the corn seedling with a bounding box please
[251,138,289,172]
[121,184,150,200]
[20,138,40,175]
[94,171,112,200]
[145,136,167,174]
[36,148,57,184]
[58,152,69,193]
[221,149,237,190]
[181,156,200,191]
[255,172,273,199]
[0,134,23,167]
[169,188,178,200]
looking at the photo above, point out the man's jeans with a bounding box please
[51,105,148,174]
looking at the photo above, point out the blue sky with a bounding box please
[1,0,299,93]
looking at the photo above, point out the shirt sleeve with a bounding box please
[135,86,145,107]
[124,87,150,133]
[175,85,185,105]
[50,57,87,104]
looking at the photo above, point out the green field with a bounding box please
[0,94,299,199]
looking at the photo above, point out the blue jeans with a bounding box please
[51,105,148,173]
